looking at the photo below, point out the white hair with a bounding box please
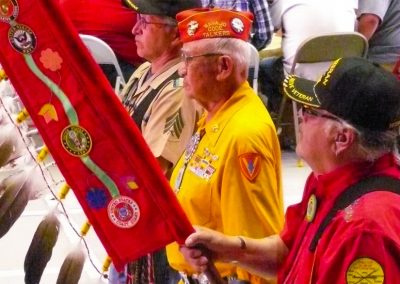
[325,119,399,161]
[184,38,251,75]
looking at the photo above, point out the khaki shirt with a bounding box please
[121,58,200,168]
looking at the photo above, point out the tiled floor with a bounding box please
[0,150,311,284]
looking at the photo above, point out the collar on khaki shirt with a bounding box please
[132,57,182,94]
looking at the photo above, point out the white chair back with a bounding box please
[248,43,260,93]
[79,34,126,94]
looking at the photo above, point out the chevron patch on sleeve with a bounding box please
[239,153,261,181]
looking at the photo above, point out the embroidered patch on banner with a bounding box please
[346,257,384,284]
[108,196,140,229]
[239,153,261,181]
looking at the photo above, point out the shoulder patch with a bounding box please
[238,153,261,181]
[346,257,384,284]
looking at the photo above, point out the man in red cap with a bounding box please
[178,57,400,283]
[166,8,284,284]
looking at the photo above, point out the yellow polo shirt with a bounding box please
[167,82,284,284]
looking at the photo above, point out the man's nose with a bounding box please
[132,22,141,35]
[178,63,187,77]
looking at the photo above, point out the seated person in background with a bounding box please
[108,0,202,282]
[166,7,284,284]
[259,0,356,113]
[180,57,400,283]
[58,0,143,84]
[357,0,400,71]
[200,0,274,51]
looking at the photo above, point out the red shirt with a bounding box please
[59,0,142,66]
[279,153,400,283]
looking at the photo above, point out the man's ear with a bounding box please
[216,55,233,81]
[171,32,182,48]
[334,127,356,155]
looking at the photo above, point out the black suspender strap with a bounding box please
[132,70,180,128]
[309,175,400,252]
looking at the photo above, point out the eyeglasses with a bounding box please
[136,15,177,29]
[299,106,341,122]
[181,52,223,66]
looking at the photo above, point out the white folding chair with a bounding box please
[79,34,126,94]
[247,43,260,93]
[277,32,368,165]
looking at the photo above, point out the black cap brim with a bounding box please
[122,0,201,18]
[283,75,321,108]
[122,0,163,16]
[122,0,139,12]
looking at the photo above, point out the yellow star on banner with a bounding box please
[38,103,58,123]
[127,180,139,190]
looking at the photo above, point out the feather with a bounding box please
[0,169,31,238]
[56,244,86,284]
[0,125,16,168]
[24,211,60,284]
[0,135,14,168]
[0,106,5,125]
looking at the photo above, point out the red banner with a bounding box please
[0,0,193,270]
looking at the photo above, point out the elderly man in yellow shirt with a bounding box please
[166,8,284,284]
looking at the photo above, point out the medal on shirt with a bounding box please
[188,148,217,180]
[306,194,317,222]
[174,131,202,192]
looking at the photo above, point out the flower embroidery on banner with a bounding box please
[40,48,63,71]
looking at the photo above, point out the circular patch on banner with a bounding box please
[231,17,244,34]
[108,196,140,228]
[0,0,19,23]
[346,257,384,284]
[305,194,317,222]
[61,125,92,157]
[8,23,37,54]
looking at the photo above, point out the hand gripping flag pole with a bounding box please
[0,0,193,271]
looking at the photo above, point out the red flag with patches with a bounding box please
[0,0,193,271]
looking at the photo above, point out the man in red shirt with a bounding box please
[177,57,400,283]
